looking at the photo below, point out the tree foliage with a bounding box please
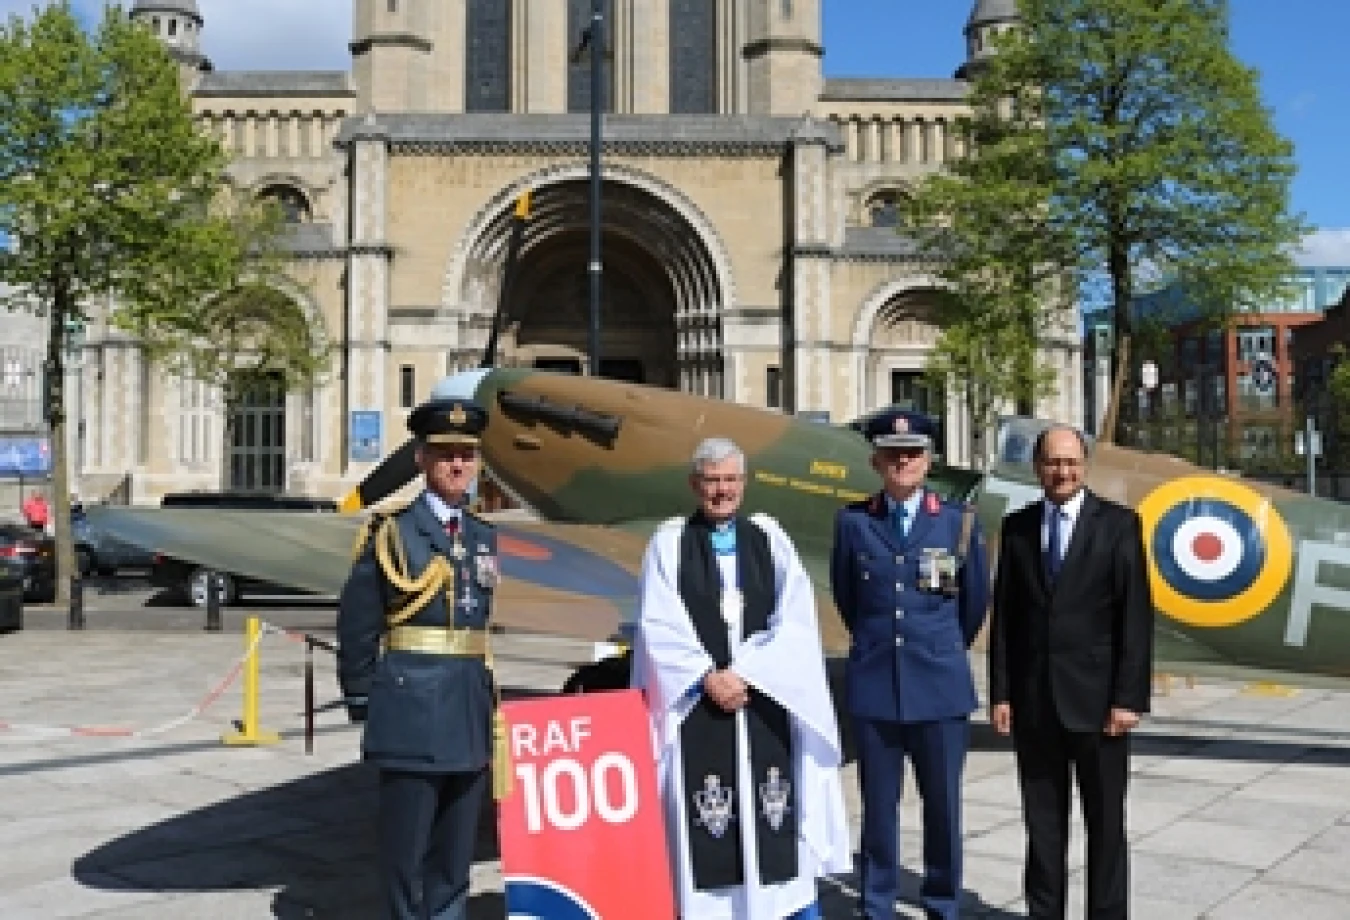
[0,2,327,598]
[912,0,1307,445]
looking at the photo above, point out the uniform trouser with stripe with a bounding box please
[378,767,487,920]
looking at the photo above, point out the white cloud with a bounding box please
[1,1,351,71]
[1295,229,1350,268]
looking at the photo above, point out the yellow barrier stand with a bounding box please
[223,616,281,746]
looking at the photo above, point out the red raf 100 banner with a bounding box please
[498,689,676,919]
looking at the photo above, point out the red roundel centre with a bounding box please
[1191,532,1223,563]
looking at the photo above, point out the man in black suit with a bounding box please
[988,424,1154,920]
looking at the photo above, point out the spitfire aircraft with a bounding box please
[89,366,1350,688]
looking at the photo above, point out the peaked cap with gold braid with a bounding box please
[408,397,488,446]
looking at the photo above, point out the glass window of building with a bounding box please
[867,191,904,228]
[669,0,716,114]
[1236,371,1278,409]
[1236,326,1276,362]
[466,0,512,113]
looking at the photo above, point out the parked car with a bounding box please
[148,491,338,608]
[0,523,55,602]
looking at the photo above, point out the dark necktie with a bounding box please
[892,504,909,539]
[1045,505,1064,581]
[444,515,460,537]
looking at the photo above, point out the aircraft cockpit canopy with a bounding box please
[994,417,1096,475]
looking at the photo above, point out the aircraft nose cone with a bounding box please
[431,369,490,402]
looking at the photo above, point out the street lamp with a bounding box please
[570,0,606,379]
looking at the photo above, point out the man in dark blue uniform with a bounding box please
[337,397,504,920]
[830,409,990,920]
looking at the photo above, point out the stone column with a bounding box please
[633,0,669,113]
[345,116,392,473]
[786,118,838,417]
[525,0,567,112]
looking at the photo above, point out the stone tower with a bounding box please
[956,0,1021,79]
[351,0,467,114]
[744,0,824,116]
[129,0,211,88]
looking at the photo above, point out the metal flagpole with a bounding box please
[587,0,604,378]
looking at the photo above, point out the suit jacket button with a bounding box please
[862,572,870,580]
[895,555,903,564]
[895,610,904,619]
[895,636,904,646]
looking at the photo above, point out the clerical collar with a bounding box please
[423,489,463,525]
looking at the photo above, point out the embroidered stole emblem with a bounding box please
[693,774,734,839]
[758,766,791,832]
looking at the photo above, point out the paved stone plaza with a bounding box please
[1,603,1348,918]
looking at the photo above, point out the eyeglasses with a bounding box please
[1037,458,1083,469]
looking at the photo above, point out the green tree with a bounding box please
[0,3,324,600]
[908,112,1069,464]
[921,288,1060,471]
[915,0,1306,445]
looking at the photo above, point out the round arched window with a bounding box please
[866,191,905,229]
[258,185,311,223]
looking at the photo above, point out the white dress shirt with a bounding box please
[1041,488,1086,559]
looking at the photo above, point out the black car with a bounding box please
[148,491,338,608]
[0,523,55,602]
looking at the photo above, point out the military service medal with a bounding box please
[475,553,499,589]
[919,549,944,592]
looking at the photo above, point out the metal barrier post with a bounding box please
[68,574,84,631]
[222,615,280,746]
[304,638,315,755]
[205,573,222,633]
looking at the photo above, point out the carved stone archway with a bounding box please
[445,168,728,394]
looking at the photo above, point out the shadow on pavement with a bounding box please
[73,686,554,919]
[818,857,1022,919]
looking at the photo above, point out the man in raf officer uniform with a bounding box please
[830,409,990,920]
[337,396,505,920]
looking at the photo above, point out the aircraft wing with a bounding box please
[85,506,850,650]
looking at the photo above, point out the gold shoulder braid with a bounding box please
[373,518,451,625]
[372,515,514,800]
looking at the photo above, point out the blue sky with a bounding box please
[826,1,1350,257]
[3,0,1347,260]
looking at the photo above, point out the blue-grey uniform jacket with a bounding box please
[830,489,990,723]
[337,493,498,774]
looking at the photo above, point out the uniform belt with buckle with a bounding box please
[385,625,489,657]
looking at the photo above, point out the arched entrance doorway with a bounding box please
[509,229,676,386]
[865,288,950,452]
[453,175,726,394]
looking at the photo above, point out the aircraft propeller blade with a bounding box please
[338,439,419,513]
[339,190,529,517]
[479,191,532,370]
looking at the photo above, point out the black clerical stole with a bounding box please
[676,513,798,891]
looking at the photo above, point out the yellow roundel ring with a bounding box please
[1136,476,1293,629]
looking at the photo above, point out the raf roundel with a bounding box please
[505,877,599,920]
[1136,476,1293,628]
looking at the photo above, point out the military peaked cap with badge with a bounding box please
[408,397,488,445]
[864,408,937,450]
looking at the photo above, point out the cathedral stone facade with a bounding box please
[75,0,1079,503]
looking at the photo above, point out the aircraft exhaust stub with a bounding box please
[497,391,623,443]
